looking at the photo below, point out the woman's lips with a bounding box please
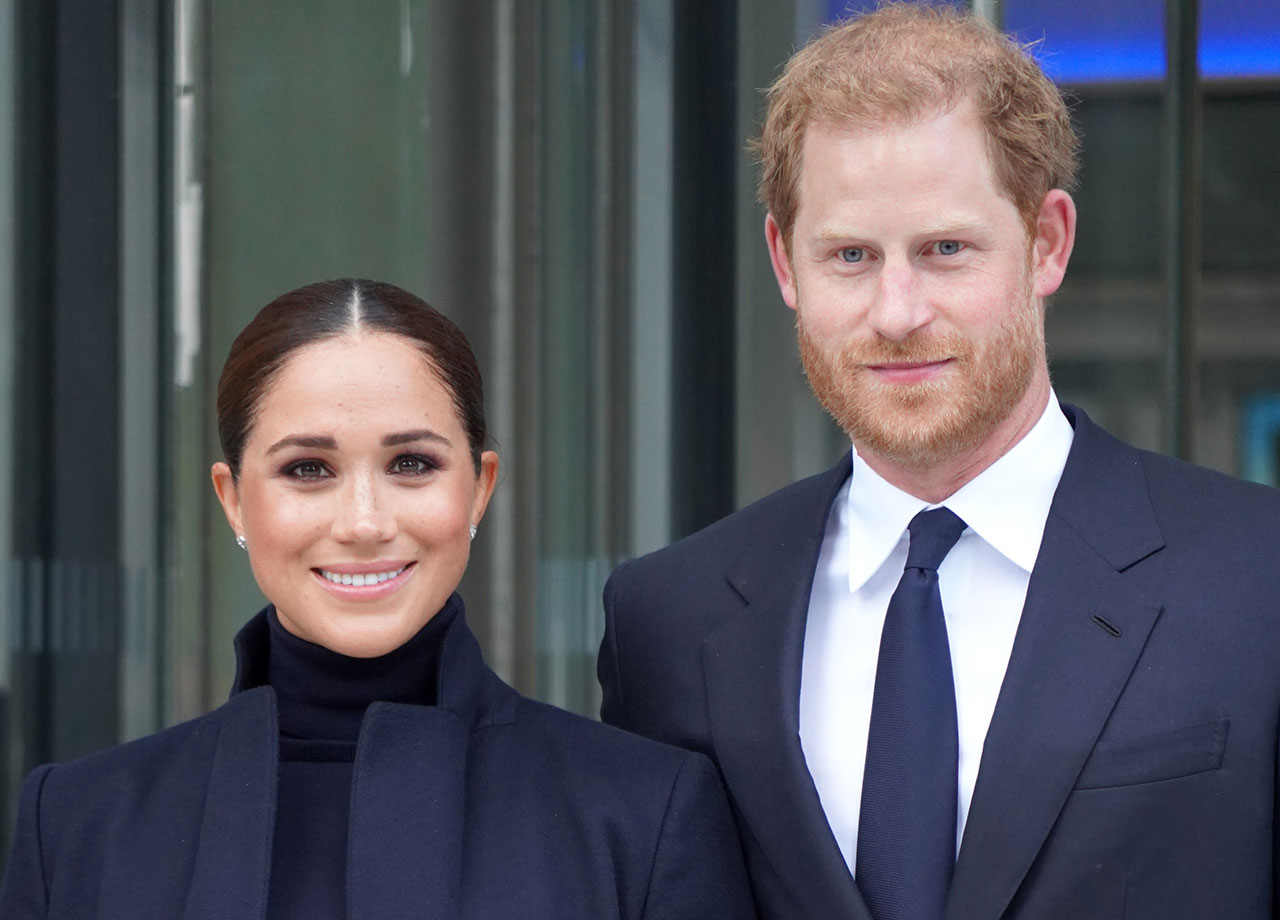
[867,358,952,384]
[312,561,416,599]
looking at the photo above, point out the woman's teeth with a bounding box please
[320,565,407,587]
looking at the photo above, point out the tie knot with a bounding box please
[905,507,967,572]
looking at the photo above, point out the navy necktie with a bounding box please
[856,507,968,920]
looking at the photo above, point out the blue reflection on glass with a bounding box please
[824,0,964,23]
[1200,0,1280,78]
[822,0,1280,82]
[1003,0,1167,81]
[1006,0,1280,82]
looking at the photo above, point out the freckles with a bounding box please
[416,495,472,532]
[265,494,334,534]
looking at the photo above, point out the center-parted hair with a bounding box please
[217,278,487,477]
[756,2,1080,247]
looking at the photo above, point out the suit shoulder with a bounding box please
[614,457,849,589]
[1133,444,1280,526]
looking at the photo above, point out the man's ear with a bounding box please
[1031,189,1077,299]
[210,462,244,539]
[765,213,799,311]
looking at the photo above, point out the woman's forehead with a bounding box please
[249,334,459,441]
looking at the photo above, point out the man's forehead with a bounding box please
[802,95,978,147]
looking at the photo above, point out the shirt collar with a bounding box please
[846,390,1074,591]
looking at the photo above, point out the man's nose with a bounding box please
[865,258,933,342]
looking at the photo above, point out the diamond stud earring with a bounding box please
[469,524,477,541]
[236,534,247,551]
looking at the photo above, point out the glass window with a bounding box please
[0,0,17,839]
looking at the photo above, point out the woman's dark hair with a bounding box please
[217,278,486,477]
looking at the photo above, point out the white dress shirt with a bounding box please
[799,391,1074,870]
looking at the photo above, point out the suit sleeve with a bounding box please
[0,765,55,919]
[1273,727,1280,918]
[599,559,630,729]
[641,752,757,920]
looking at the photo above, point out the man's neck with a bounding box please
[857,379,1052,504]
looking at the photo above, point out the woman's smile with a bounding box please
[313,561,416,598]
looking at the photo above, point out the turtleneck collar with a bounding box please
[266,595,460,743]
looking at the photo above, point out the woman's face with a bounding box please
[211,332,498,658]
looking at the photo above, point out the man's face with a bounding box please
[767,102,1056,473]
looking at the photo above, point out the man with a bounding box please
[599,5,1280,920]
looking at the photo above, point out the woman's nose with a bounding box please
[332,474,397,545]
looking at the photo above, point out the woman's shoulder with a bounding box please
[26,688,269,818]
[508,695,715,784]
[492,696,752,915]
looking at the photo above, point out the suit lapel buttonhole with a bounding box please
[1090,613,1123,637]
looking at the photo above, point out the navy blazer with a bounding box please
[0,600,756,919]
[600,404,1280,920]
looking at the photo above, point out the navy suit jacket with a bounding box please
[0,600,756,919]
[600,404,1280,920]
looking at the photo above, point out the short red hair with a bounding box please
[756,2,1080,246]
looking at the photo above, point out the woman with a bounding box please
[0,279,756,919]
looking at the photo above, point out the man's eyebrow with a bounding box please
[915,220,982,237]
[383,429,451,448]
[266,434,338,455]
[811,226,866,242]
[810,219,986,241]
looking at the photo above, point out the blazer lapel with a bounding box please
[346,605,515,920]
[182,688,278,920]
[346,703,469,920]
[703,455,872,920]
[946,406,1165,920]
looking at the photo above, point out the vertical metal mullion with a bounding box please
[669,0,738,538]
[1164,0,1202,460]
[630,0,673,553]
[118,0,163,742]
[487,0,519,685]
[0,0,23,845]
[509,0,541,697]
[970,0,1003,29]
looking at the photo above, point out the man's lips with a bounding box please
[866,358,953,384]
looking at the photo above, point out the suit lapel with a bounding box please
[703,455,873,919]
[182,688,277,920]
[946,407,1165,920]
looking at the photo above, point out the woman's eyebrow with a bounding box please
[265,429,452,455]
[383,429,451,448]
[266,434,337,455]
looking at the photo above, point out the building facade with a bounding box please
[1,0,1278,849]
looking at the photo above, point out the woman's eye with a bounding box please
[935,240,964,256]
[836,247,865,264]
[285,460,330,480]
[390,455,437,475]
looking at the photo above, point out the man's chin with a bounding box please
[847,409,975,470]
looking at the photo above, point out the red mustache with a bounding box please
[842,333,968,367]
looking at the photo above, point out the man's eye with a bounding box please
[935,240,964,255]
[836,247,865,264]
[286,460,329,480]
[390,455,437,475]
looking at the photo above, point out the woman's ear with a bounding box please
[471,451,500,526]
[210,462,245,539]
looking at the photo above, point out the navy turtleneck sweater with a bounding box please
[264,601,456,920]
